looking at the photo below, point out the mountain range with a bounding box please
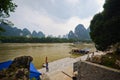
[68,24,90,40]
[0,22,90,40]
[0,22,45,38]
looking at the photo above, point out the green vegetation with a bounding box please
[89,0,120,69]
[101,53,120,69]
[0,36,75,43]
[0,0,17,32]
[0,0,17,17]
[0,36,92,43]
[90,0,120,51]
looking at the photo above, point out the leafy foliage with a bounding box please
[0,36,75,43]
[90,0,120,51]
[0,0,17,18]
[0,0,17,32]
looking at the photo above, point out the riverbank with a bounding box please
[38,51,104,80]
[0,43,95,69]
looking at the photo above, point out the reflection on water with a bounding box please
[0,43,95,69]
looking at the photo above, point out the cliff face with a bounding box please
[68,24,90,40]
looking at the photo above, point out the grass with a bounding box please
[70,53,83,58]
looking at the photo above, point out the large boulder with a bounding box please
[0,56,33,80]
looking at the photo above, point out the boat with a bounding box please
[70,48,90,54]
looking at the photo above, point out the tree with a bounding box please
[0,0,17,32]
[90,0,120,51]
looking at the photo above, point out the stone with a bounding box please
[90,55,102,64]
[0,56,33,80]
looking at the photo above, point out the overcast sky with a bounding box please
[8,0,105,36]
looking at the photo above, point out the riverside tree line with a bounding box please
[0,36,91,43]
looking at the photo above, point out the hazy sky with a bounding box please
[8,0,105,36]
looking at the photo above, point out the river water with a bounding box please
[0,43,95,69]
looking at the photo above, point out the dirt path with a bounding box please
[38,51,104,80]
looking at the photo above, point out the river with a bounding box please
[0,43,95,69]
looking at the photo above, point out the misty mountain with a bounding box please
[68,31,76,39]
[32,31,45,38]
[22,28,31,36]
[0,22,45,38]
[68,24,90,40]
[0,22,22,36]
